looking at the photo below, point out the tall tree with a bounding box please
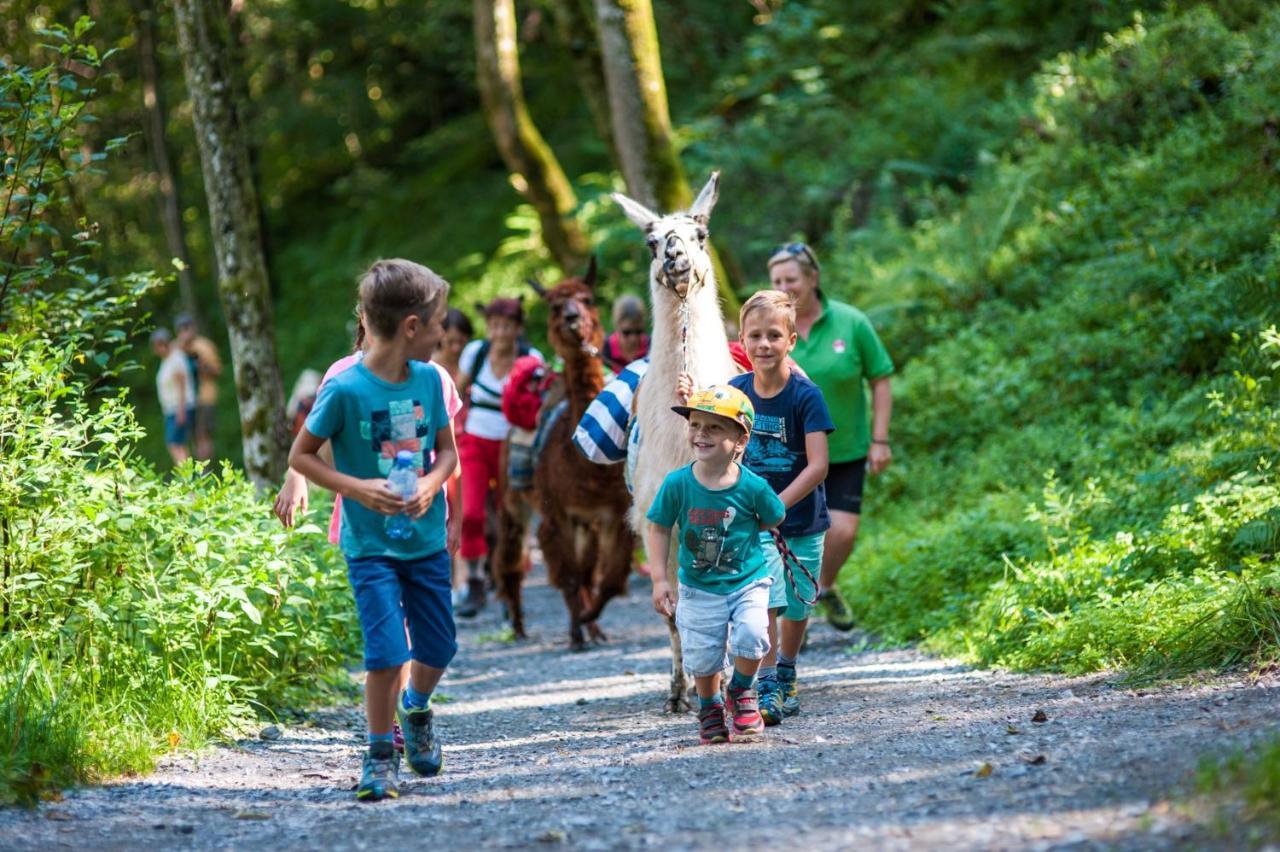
[172,0,289,486]
[592,0,739,308]
[544,0,618,169]
[475,0,590,274]
[132,0,198,319]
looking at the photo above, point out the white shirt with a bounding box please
[156,349,195,415]
[459,339,543,440]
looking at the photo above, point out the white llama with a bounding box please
[613,171,739,711]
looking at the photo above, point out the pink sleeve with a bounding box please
[321,354,360,387]
[432,361,463,419]
[320,356,360,546]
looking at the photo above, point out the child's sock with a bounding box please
[729,668,755,692]
[757,665,778,681]
[367,730,395,748]
[403,684,432,710]
[777,652,797,673]
[698,693,724,710]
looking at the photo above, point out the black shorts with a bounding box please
[825,458,867,514]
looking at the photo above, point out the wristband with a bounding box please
[871,439,890,445]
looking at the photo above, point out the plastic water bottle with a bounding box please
[385,450,417,540]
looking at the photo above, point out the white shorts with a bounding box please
[675,578,772,677]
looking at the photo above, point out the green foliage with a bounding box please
[1,38,358,805]
[1197,735,1280,841]
[838,6,1280,679]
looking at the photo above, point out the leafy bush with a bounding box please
[835,6,1280,678]
[0,24,357,805]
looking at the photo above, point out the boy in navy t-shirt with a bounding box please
[290,259,457,801]
[728,290,834,725]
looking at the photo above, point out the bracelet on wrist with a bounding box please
[871,439,890,445]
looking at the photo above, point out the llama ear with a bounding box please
[611,192,659,231]
[689,171,720,224]
[583,255,598,289]
[473,301,486,315]
[526,276,546,298]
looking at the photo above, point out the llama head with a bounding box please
[612,172,720,301]
[528,256,603,359]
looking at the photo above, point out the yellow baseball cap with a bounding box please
[671,384,755,434]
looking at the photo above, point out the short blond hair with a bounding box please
[739,290,796,335]
[358,258,450,340]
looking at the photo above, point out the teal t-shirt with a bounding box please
[305,360,449,561]
[646,464,786,594]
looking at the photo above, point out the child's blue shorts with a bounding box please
[345,549,456,671]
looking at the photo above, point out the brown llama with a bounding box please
[491,260,636,648]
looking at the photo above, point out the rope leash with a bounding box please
[771,529,820,606]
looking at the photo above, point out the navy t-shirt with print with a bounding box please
[729,371,835,538]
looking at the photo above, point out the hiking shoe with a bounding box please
[697,702,729,745]
[397,693,444,777]
[454,578,486,618]
[392,719,404,753]
[818,586,856,631]
[727,686,764,738]
[356,741,400,801]
[757,674,784,727]
[777,666,800,717]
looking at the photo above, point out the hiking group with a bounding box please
[274,235,892,800]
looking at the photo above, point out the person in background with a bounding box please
[174,313,222,462]
[151,327,196,467]
[602,294,650,374]
[768,241,894,632]
[454,297,541,617]
[433,308,474,603]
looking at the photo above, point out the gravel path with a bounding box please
[3,565,1277,851]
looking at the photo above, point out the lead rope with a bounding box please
[771,529,820,606]
[678,298,691,376]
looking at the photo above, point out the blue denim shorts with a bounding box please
[346,549,457,671]
[163,409,195,446]
[675,578,771,677]
[761,531,826,621]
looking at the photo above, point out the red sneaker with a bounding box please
[728,686,764,739]
[697,702,729,745]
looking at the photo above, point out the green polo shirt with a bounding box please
[792,295,894,463]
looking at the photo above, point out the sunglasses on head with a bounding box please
[773,242,820,271]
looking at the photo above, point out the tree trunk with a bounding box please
[172,0,289,487]
[133,0,198,320]
[544,0,618,170]
[475,0,590,275]
[593,0,739,309]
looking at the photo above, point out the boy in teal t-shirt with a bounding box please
[291,259,457,802]
[647,385,785,744]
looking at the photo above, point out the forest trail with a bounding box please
[2,566,1275,851]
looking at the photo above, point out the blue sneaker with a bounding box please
[397,691,444,777]
[777,666,800,717]
[757,674,784,727]
[356,741,400,801]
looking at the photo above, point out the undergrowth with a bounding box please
[834,5,1280,678]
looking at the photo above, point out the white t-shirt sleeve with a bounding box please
[459,339,483,380]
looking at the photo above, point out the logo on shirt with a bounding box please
[832,338,847,354]
[365,398,430,474]
[684,506,740,573]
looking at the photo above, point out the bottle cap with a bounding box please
[395,450,414,465]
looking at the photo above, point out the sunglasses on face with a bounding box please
[773,242,820,271]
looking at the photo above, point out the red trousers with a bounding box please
[459,431,501,561]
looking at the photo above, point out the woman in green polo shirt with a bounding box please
[768,242,894,631]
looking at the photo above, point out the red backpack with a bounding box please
[502,355,552,431]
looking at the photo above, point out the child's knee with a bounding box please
[730,617,771,661]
